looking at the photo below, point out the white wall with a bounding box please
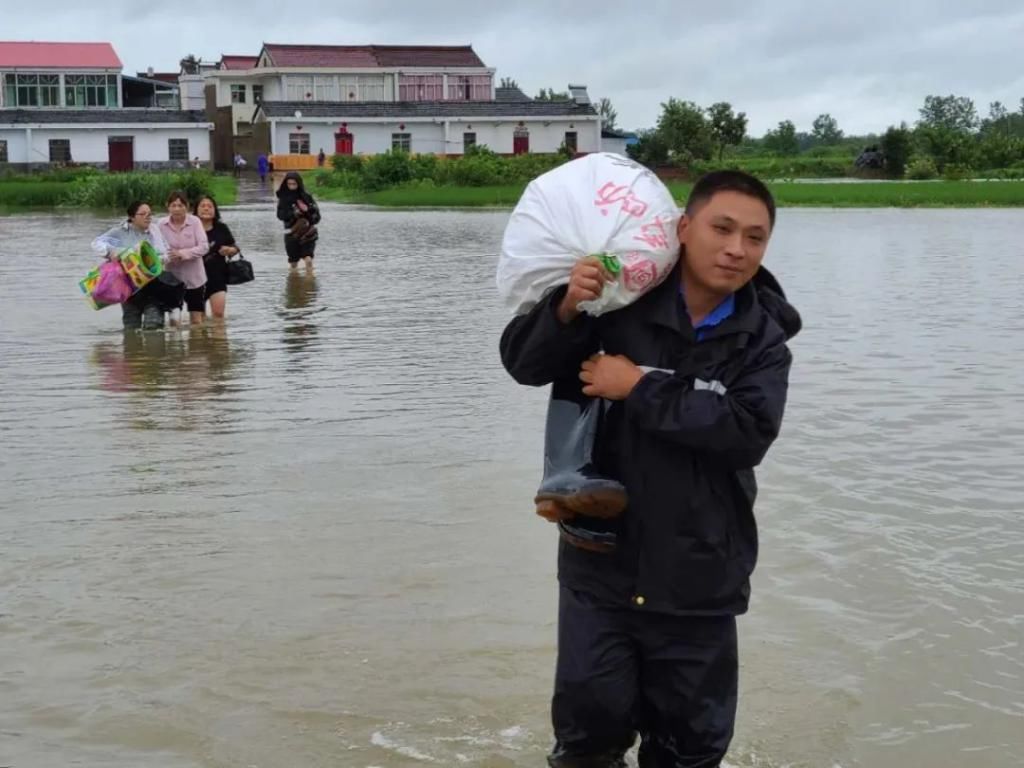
[0,126,211,163]
[272,121,446,156]
[178,75,206,111]
[601,137,628,156]
[268,117,601,156]
[0,129,27,162]
[448,118,600,154]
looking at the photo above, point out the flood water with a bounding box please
[1,202,1022,768]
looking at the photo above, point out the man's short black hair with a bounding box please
[685,170,776,229]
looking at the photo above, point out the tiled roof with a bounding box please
[0,41,121,69]
[495,86,531,102]
[258,100,597,119]
[219,55,258,70]
[261,44,485,69]
[0,109,209,124]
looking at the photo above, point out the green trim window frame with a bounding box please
[64,74,118,108]
[3,73,60,107]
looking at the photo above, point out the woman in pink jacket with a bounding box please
[157,190,209,326]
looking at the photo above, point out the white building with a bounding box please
[0,41,213,171]
[202,44,600,163]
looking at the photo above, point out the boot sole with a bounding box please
[534,487,627,519]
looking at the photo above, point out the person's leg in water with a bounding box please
[285,235,302,271]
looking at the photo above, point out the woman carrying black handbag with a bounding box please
[194,195,247,319]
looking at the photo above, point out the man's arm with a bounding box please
[499,285,599,386]
[624,340,792,469]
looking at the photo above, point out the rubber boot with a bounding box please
[534,379,628,520]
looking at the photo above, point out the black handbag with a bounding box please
[225,252,254,285]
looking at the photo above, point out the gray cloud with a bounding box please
[6,1,1024,135]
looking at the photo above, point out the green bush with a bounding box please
[330,154,365,173]
[361,150,415,191]
[905,156,939,180]
[0,181,69,206]
[62,170,218,209]
[942,163,974,181]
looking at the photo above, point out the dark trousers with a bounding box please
[549,587,738,768]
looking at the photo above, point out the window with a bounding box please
[285,76,313,101]
[463,132,476,150]
[289,133,310,154]
[0,139,7,163]
[230,84,246,104]
[564,131,578,153]
[252,84,263,103]
[3,73,60,107]
[49,139,71,162]
[168,138,189,161]
[65,74,118,107]
[313,76,336,101]
[399,75,443,101]
[447,75,491,101]
[391,133,411,152]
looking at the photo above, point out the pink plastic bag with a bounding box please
[92,260,135,305]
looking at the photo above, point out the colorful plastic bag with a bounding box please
[91,260,135,305]
[497,153,680,316]
[79,265,115,310]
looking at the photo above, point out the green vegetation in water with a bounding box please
[314,179,1024,209]
[0,170,237,211]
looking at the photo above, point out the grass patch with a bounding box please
[763,180,1024,207]
[316,180,1024,209]
[317,183,528,207]
[0,172,238,212]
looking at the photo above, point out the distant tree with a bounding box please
[881,123,913,177]
[626,128,669,166]
[812,113,843,145]
[499,77,520,90]
[656,98,713,164]
[763,120,799,156]
[535,88,570,101]
[918,94,979,133]
[597,97,619,130]
[706,102,747,160]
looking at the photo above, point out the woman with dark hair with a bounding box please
[157,189,209,326]
[276,171,321,272]
[91,200,169,330]
[193,196,239,319]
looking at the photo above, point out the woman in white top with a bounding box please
[91,200,169,330]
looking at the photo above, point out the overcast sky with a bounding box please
[6,1,1024,135]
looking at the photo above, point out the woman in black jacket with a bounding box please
[276,172,321,272]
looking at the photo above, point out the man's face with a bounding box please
[677,190,772,295]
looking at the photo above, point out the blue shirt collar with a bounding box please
[680,286,735,340]
[696,293,735,330]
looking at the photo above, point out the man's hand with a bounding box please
[218,245,235,257]
[556,257,617,325]
[580,353,644,400]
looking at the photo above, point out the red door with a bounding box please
[334,132,353,155]
[108,137,134,172]
[513,131,529,155]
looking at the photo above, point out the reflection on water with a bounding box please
[1,206,1022,768]
[89,324,252,431]
[280,271,322,359]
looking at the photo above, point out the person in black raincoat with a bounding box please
[276,171,321,272]
[499,170,802,768]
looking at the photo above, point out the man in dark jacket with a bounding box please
[499,170,801,767]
